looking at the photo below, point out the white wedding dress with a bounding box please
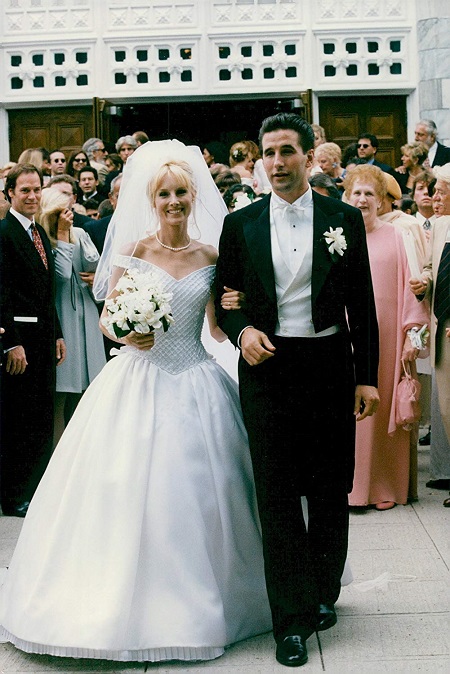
[0,257,272,662]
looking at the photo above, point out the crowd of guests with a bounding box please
[0,117,449,523]
[0,113,449,671]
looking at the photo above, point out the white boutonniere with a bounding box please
[324,227,347,260]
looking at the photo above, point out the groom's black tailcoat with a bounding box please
[215,191,379,640]
[0,211,62,511]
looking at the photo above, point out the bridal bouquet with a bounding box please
[102,267,174,339]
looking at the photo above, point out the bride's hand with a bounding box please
[221,286,246,310]
[122,331,155,350]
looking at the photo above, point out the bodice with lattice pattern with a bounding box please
[113,255,215,374]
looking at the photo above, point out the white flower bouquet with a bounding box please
[102,267,174,339]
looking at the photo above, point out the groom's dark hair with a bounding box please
[258,113,315,153]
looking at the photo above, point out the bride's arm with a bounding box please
[206,295,228,343]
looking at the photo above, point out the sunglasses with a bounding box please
[53,158,66,163]
[73,157,87,163]
[357,143,371,149]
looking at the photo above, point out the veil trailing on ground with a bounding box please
[93,139,228,301]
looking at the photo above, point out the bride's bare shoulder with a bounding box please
[194,242,218,265]
[119,237,155,258]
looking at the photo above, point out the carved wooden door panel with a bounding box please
[318,95,407,168]
[9,106,93,162]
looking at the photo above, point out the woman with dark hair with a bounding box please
[308,172,342,200]
[214,169,241,195]
[103,153,123,193]
[223,183,257,212]
[202,140,229,168]
[67,149,90,183]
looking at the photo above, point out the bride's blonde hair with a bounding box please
[39,187,76,248]
[147,161,197,208]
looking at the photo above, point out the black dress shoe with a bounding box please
[317,603,337,631]
[426,479,450,490]
[276,636,308,667]
[2,501,30,517]
[443,496,450,508]
[419,430,431,445]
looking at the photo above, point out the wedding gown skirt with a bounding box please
[0,260,272,661]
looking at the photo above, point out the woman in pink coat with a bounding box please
[344,165,430,510]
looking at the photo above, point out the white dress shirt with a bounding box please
[427,141,437,167]
[10,207,34,238]
[238,189,338,345]
[270,188,338,338]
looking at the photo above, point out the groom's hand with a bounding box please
[241,328,276,366]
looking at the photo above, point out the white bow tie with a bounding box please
[274,202,305,217]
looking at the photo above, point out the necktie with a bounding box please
[30,223,48,270]
[434,241,450,323]
[422,219,431,231]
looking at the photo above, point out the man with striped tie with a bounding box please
[410,163,450,507]
[0,163,66,517]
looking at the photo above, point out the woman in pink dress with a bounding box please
[344,165,430,510]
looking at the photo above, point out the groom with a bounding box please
[216,113,380,667]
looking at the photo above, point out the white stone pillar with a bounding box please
[416,0,450,145]
[0,107,10,166]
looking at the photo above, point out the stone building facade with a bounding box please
[0,0,448,165]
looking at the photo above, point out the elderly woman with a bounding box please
[115,134,138,164]
[395,141,429,194]
[344,164,429,510]
[39,187,106,441]
[314,142,345,192]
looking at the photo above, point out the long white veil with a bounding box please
[94,139,228,300]
[93,138,239,380]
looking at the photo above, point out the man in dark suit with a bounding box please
[84,173,122,254]
[77,166,108,209]
[357,132,399,176]
[216,114,380,667]
[0,164,66,517]
[415,119,450,168]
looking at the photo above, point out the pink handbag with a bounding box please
[395,359,422,430]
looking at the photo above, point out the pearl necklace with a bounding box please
[155,232,191,252]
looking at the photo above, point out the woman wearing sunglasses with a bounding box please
[67,149,91,183]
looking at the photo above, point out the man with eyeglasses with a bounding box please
[82,138,109,186]
[356,133,399,180]
[414,120,450,168]
[49,149,67,177]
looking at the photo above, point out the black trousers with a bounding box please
[1,336,55,510]
[239,332,355,641]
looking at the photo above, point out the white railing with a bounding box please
[0,0,416,104]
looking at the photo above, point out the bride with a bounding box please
[0,140,272,662]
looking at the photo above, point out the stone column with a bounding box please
[416,0,450,145]
[0,107,10,166]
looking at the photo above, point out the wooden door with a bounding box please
[318,95,407,168]
[8,106,94,162]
